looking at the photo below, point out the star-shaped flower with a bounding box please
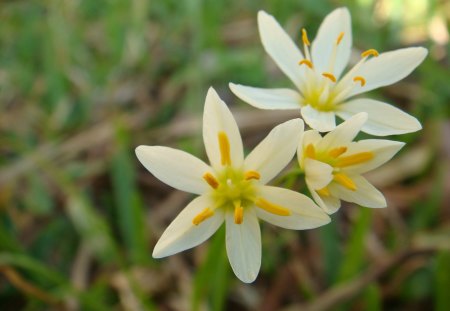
[136,87,330,283]
[230,8,427,135]
[297,112,404,214]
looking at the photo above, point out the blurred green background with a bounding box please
[0,0,449,310]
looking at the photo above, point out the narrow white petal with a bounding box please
[304,158,333,190]
[309,186,341,214]
[297,130,322,169]
[311,7,352,78]
[257,11,305,87]
[229,83,301,110]
[256,186,330,229]
[245,119,304,184]
[317,112,367,150]
[226,208,261,283]
[349,47,428,97]
[203,87,244,170]
[135,146,211,195]
[341,139,405,174]
[301,105,336,132]
[336,98,422,136]
[329,175,386,208]
[152,195,224,258]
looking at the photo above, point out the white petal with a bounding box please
[256,186,330,229]
[135,146,211,195]
[257,11,305,87]
[229,83,301,110]
[340,139,405,174]
[245,119,304,184]
[309,186,341,214]
[349,47,428,97]
[152,195,224,258]
[203,87,244,170]
[226,208,261,283]
[301,105,336,132]
[328,175,386,208]
[304,158,333,190]
[336,98,422,136]
[311,7,352,78]
[297,130,322,169]
[317,112,367,150]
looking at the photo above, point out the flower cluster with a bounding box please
[135,8,426,283]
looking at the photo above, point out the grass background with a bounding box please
[0,0,449,310]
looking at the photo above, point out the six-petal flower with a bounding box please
[230,8,427,135]
[136,87,330,283]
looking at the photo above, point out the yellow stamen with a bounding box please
[333,173,357,191]
[353,76,366,87]
[336,32,344,45]
[335,152,374,167]
[233,201,244,224]
[255,198,291,216]
[192,208,214,225]
[322,72,337,82]
[298,59,314,69]
[244,170,260,181]
[302,28,311,46]
[316,186,330,197]
[361,49,379,58]
[305,144,316,159]
[203,172,219,189]
[328,146,347,158]
[218,131,231,166]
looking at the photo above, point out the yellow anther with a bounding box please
[244,170,260,181]
[322,72,337,83]
[305,144,316,159]
[328,146,347,158]
[316,186,330,197]
[333,173,357,191]
[302,28,311,46]
[255,198,291,216]
[335,152,373,167]
[299,59,314,69]
[193,208,214,225]
[336,32,344,45]
[203,172,219,189]
[218,131,231,166]
[233,201,244,224]
[361,49,379,58]
[353,76,366,87]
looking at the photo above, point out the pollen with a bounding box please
[353,76,366,87]
[316,186,330,197]
[192,208,214,225]
[333,173,357,191]
[335,152,373,167]
[336,32,344,45]
[322,72,337,82]
[203,172,219,189]
[302,28,311,46]
[328,146,347,158]
[218,131,231,166]
[244,170,260,181]
[299,59,314,69]
[233,201,244,224]
[305,144,316,159]
[255,198,291,216]
[361,49,379,58]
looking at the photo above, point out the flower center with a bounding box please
[192,131,291,225]
[297,29,379,111]
[304,143,373,194]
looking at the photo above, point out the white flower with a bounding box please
[298,112,404,214]
[229,8,427,135]
[135,87,330,283]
